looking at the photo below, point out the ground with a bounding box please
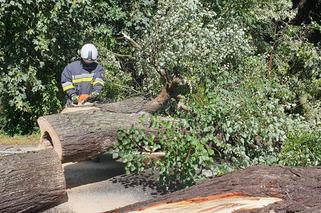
[43,154,161,213]
[0,138,161,213]
[0,132,39,145]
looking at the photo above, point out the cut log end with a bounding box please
[61,106,99,114]
[129,193,283,213]
[106,166,321,213]
[37,117,63,160]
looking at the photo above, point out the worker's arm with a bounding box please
[61,67,77,98]
[92,66,105,94]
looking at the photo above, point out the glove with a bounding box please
[78,94,90,104]
[87,92,99,102]
[71,95,79,104]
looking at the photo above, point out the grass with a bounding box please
[0,132,40,145]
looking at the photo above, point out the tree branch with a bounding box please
[119,32,142,49]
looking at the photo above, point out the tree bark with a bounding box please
[107,165,321,213]
[37,95,171,163]
[0,148,67,213]
[37,106,149,163]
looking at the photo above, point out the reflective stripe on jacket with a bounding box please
[61,60,105,98]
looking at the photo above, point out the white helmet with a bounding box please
[80,43,98,61]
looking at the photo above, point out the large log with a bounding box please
[38,109,148,163]
[37,97,153,163]
[107,166,321,213]
[37,78,184,163]
[0,148,67,212]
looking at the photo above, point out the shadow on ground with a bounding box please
[64,154,125,188]
[64,153,166,196]
[43,153,164,213]
[111,172,167,196]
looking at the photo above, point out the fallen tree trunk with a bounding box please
[0,148,67,213]
[37,79,184,163]
[38,106,149,163]
[107,165,321,213]
[37,72,186,163]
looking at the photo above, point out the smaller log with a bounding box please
[0,148,67,213]
[107,166,321,213]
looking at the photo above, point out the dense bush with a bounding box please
[115,54,311,189]
[0,0,126,134]
[115,117,215,190]
[280,130,321,166]
[134,0,252,94]
[114,0,321,189]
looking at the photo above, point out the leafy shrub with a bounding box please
[280,130,321,166]
[98,45,142,101]
[0,0,126,134]
[114,55,306,189]
[114,117,215,190]
[114,0,321,190]
[134,0,252,95]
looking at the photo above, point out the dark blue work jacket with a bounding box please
[61,59,105,98]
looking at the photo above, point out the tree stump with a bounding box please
[0,148,67,213]
[107,166,321,213]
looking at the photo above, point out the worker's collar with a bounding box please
[81,59,98,71]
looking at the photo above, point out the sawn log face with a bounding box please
[107,166,321,213]
[0,149,67,213]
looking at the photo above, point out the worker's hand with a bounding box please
[78,94,90,105]
[87,92,99,102]
[71,95,79,104]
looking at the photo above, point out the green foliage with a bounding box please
[115,0,321,189]
[204,0,293,21]
[98,46,142,101]
[114,116,214,190]
[176,55,307,169]
[280,130,321,166]
[135,0,252,94]
[114,128,151,174]
[267,24,321,121]
[121,0,157,33]
[0,0,126,134]
[1,0,321,190]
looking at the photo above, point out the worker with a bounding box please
[61,43,105,106]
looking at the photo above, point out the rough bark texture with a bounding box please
[37,78,183,163]
[0,148,67,213]
[143,78,183,113]
[107,166,321,213]
[38,109,148,163]
[38,97,153,163]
